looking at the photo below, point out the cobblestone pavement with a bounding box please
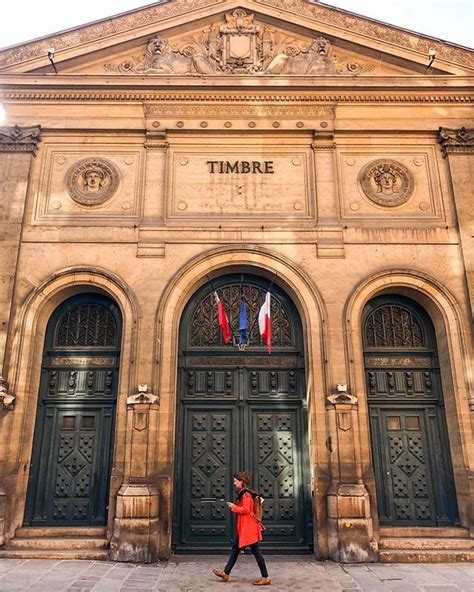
[0,555,473,592]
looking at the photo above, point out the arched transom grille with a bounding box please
[55,304,117,347]
[190,283,292,347]
[365,304,425,348]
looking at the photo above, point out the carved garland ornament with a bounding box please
[66,157,120,206]
[359,159,414,207]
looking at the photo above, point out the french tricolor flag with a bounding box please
[258,292,272,354]
[214,291,231,344]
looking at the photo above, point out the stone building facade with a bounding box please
[0,0,473,563]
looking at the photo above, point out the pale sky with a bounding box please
[0,0,472,51]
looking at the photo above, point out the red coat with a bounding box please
[231,491,263,548]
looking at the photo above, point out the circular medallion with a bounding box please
[66,158,119,206]
[359,159,414,207]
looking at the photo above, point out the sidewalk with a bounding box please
[0,555,473,591]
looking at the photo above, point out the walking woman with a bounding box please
[213,471,271,586]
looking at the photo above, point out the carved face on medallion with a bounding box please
[359,159,414,207]
[66,158,120,206]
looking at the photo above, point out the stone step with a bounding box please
[0,548,109,560]
[380,549,474,563]
[16,526,106,538]
[379,526,469,538]
[379,537,474,550]
[8,537,108,550]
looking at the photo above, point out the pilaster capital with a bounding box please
[438,126,474,158]
[0,125,41,154]
[312,129,335,151]
[145,130,169,151]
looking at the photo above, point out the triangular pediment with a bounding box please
[0,0,472,76]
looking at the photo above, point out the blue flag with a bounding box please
[239,300,248,345]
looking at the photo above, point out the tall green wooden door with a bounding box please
[173,275,312,552]
[363,296,458,526]
[24,294,121,526]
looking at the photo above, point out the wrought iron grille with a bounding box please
[55,304,117,347]
[365,304,425,348]
[190,283,293,348]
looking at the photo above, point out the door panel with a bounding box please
[29,406,115,525]
[174,275,312,553]
[364,295,458,527]
[25,294,121,527]
[175,398,311,551]
[179,406,237,548]
[370,408,437,524]
[250,407,305,544]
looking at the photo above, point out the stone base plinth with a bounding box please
[327,484,377,563]
[110,484,159,563]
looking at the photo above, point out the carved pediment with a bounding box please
[101,11,376,77]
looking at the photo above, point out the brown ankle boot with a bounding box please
[212,569,229,582]
[253,577,271,586]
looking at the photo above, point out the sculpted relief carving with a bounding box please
[104,9,373,76]
[359,159,415,207]
[66,158,120,206]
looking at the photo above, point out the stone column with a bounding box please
[326,387,377,563]
[110,386,160,563]
[0,125,41,546]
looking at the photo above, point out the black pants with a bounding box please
[224,542,268,578]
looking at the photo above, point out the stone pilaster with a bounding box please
[438,127,474,329]
[312,129,345,258]
[110,386,160,563]
[0,125,41,377]
[0,124,41,546]
[326,388,377,563]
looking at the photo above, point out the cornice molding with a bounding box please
[253,0,474,70]
[0,0,222,70]
[0,0,472,74]
[438,126,474,158]
[0,125,41,153]
[1,91,472,104]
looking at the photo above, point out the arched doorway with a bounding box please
[363,295,458,526]
[24,293,122,526]
[173,273,312,552]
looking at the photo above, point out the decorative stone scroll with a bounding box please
[359,159,414,207]
[0,125,41,154]
[66,157,120,206]
[105,9,372,76]
[438,127,474,158]
[0,377,15,409]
